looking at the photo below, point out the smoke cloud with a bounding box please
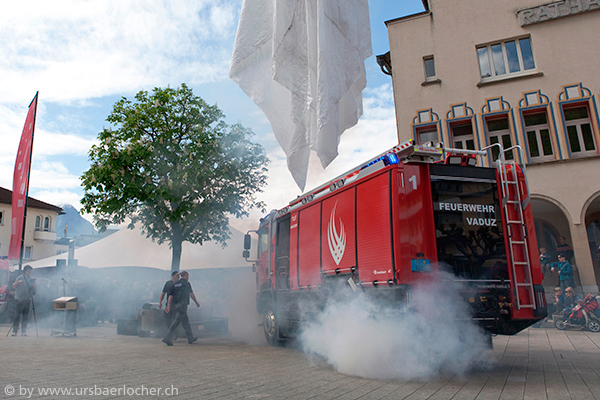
[18,265,256,337]
[298,274,493,380]
[227,273,265,345]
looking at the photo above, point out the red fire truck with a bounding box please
[243,141,547,346]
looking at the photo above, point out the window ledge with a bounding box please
[477,71,543,87]
[527,156,556,163]
[526,153,600,166]
[421,78,441,86]
[569,151,599,159]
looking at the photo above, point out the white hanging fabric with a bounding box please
[230,0,372,190]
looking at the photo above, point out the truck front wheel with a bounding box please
[263,308,284,346]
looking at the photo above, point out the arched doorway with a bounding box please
[584,194,600,288]
[530,197,575,287]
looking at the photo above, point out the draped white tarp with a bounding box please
[230,0,372,190]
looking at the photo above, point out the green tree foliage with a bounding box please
[81,84,269,271]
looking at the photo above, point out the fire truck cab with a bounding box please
[244,141,547,346]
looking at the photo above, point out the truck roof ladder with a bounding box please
[285,140,443,213]
[495,145,536,310]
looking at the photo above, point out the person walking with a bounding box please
[162,270,200,346]
[11,265,37,337]
[158,271,180,334]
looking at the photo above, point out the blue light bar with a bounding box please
[386,153,399,164]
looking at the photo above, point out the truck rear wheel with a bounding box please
[263,308,284,346]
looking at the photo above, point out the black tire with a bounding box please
[554,318,567,330]
[587,319,600,333]
[263,308,284,347]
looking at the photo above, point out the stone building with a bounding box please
[0,186,64,263]
[383,0,600,291]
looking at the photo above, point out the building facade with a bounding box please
[0,187,64,263]
[385,0,600,292]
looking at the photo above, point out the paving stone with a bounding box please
[1,324,599,399]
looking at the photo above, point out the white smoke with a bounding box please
[227,274,265,345]
[298,275,493,380]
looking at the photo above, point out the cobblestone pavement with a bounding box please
[1,323,599,399]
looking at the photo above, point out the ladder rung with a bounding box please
[510,241,526,245]
[504,180,518,184]
[517,304,535,308]
[513,261,529,265]
[507,220,524,224]
[505,200,520,204]
[516,283,532,286]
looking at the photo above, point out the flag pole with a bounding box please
[17,92,39,271]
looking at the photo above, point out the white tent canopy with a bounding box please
[28,224,252,270]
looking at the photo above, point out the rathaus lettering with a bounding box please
[518,0,600,26]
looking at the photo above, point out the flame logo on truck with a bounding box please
[328,202,346,265]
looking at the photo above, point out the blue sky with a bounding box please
[0,0,425,231]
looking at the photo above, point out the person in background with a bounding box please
[555,235,574,262]
[11,265,37,337]
[561,287,581,320]
[551,254,575,291]
[158,271,180,335]
[550,287,565,315]
[162,270,200,346]
[539,247,551,277]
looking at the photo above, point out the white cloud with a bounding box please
[1,2,400,233]
[30,161,82,190]
[0,0,239,103]
[31,189,85,213]
[0,0,242,214]
[33,130,96,157]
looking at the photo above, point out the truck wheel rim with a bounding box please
[264,311,276,338]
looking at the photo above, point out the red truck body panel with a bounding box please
[252,146,546,340]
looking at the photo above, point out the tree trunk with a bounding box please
[171,236,182,272]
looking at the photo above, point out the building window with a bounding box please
[0,210,3,225]
[43,216,51,232]
[477,37,535,80]
[424,56,436,80]
[35,215,41,231]
[524,111,554,161]
[563,105,596,156]
[486,116,513,160]
[24,246,33,260]
[450,122,475,150]
[416,125,439,144]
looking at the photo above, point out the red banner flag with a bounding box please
[9,93,39,260]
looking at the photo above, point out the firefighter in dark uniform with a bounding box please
[158,271,180,335]
[162,270,200,346]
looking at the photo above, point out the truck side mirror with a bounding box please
[244,234,251,250]
[243,250,250,259]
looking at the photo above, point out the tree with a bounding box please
[81,84,269,271]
